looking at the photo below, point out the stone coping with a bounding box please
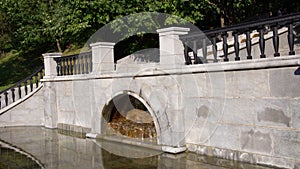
[88,134,187,154]
[42,55,300,82]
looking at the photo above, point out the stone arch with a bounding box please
[101,90,162,144]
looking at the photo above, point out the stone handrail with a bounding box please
[54,52,92,76]
[180,12,300,64]
[0,66,44,110]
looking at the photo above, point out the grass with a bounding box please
[0,45,86,91]
[62,46,90,56]
[0,51,43,91]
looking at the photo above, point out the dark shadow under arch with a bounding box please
[102,93,157,139]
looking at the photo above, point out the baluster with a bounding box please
[272,25,280,57]
[58,59,62,76]
[81,56,85,74]
[85,56,89,74]
[233,31,240,61]
[202,39,208,63]
[193,41,200,64]
[4,92,8,106]
[222,32,229,62]
[184,42,192,65]
[18,84,21,99]
[37,72,41,82]
[67,58,71,75]
[89,54,93,72]
[59,58,64,76]
[71,57,74,75]
[65,59,68,75]
[212,36,218,62]
[73,57,77,75]
[246,30,252,59]
[61,60,63,75]
[63,58,67,75]
[30,78,33,92]
[56,59,62,76]
[24,81,28,95]
[35,75,39,88]
[11,88,15,102]
[78,57,81,74]
[61,59,65,75]
[69,57,73,75]
[288,23,295,55]
[258,27,266,58]
[65,58,68,75]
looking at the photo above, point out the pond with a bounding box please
[0,127,275,169]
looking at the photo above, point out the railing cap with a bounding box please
[90,42,115,48]
[42,53,62,58]
[157,27,190,36]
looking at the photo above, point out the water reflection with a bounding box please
[0,140,43,169]
[0,127,274,169]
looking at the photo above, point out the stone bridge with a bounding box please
[1,13,300,168]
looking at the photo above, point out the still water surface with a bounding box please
[0,127,275,169]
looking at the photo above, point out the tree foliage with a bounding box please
[0,0,299,57]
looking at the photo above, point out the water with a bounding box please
[0,127,275,169]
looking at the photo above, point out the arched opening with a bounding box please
[102,93,157,140]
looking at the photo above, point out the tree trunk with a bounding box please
[220,10,225,27]
[56,38,62,53]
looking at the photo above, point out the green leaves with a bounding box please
[1,0,299,55]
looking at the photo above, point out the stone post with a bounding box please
[90,42,115,74]
[42,53,61,78]
[157,27,190,68]
[42,53,61,129]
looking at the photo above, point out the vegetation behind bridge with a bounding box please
[0,0,299,89]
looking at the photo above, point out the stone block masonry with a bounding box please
[1,26,300,168]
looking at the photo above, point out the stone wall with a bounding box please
[41,54,300,168]
[0,85,44,127]
[183,65,300,168]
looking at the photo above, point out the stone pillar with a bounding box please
[43,81,57,129]
[90,42,115,74]
[42,53,60,128]
[42,53,61,78]
[157,27,190,68]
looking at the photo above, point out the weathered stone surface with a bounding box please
[291,99,300,129]
[196,105,209,119]
[272,130,300,159]
[210,124,241,150]
[0,86,44,127]
[193,98,226,123]
[179,73,208,98]
[240,128,273,154]
[206,71,226,98]
[256,154,294,169]
[221,98,254,125]
[253,98,291,128]
[257,108,291,126]
[235,69,270,98]
[269,67,300,97]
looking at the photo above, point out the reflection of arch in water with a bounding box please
[92,140,158,168]
[101,91,161,143]
[0,139,44,169]
[101,148,158,168]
